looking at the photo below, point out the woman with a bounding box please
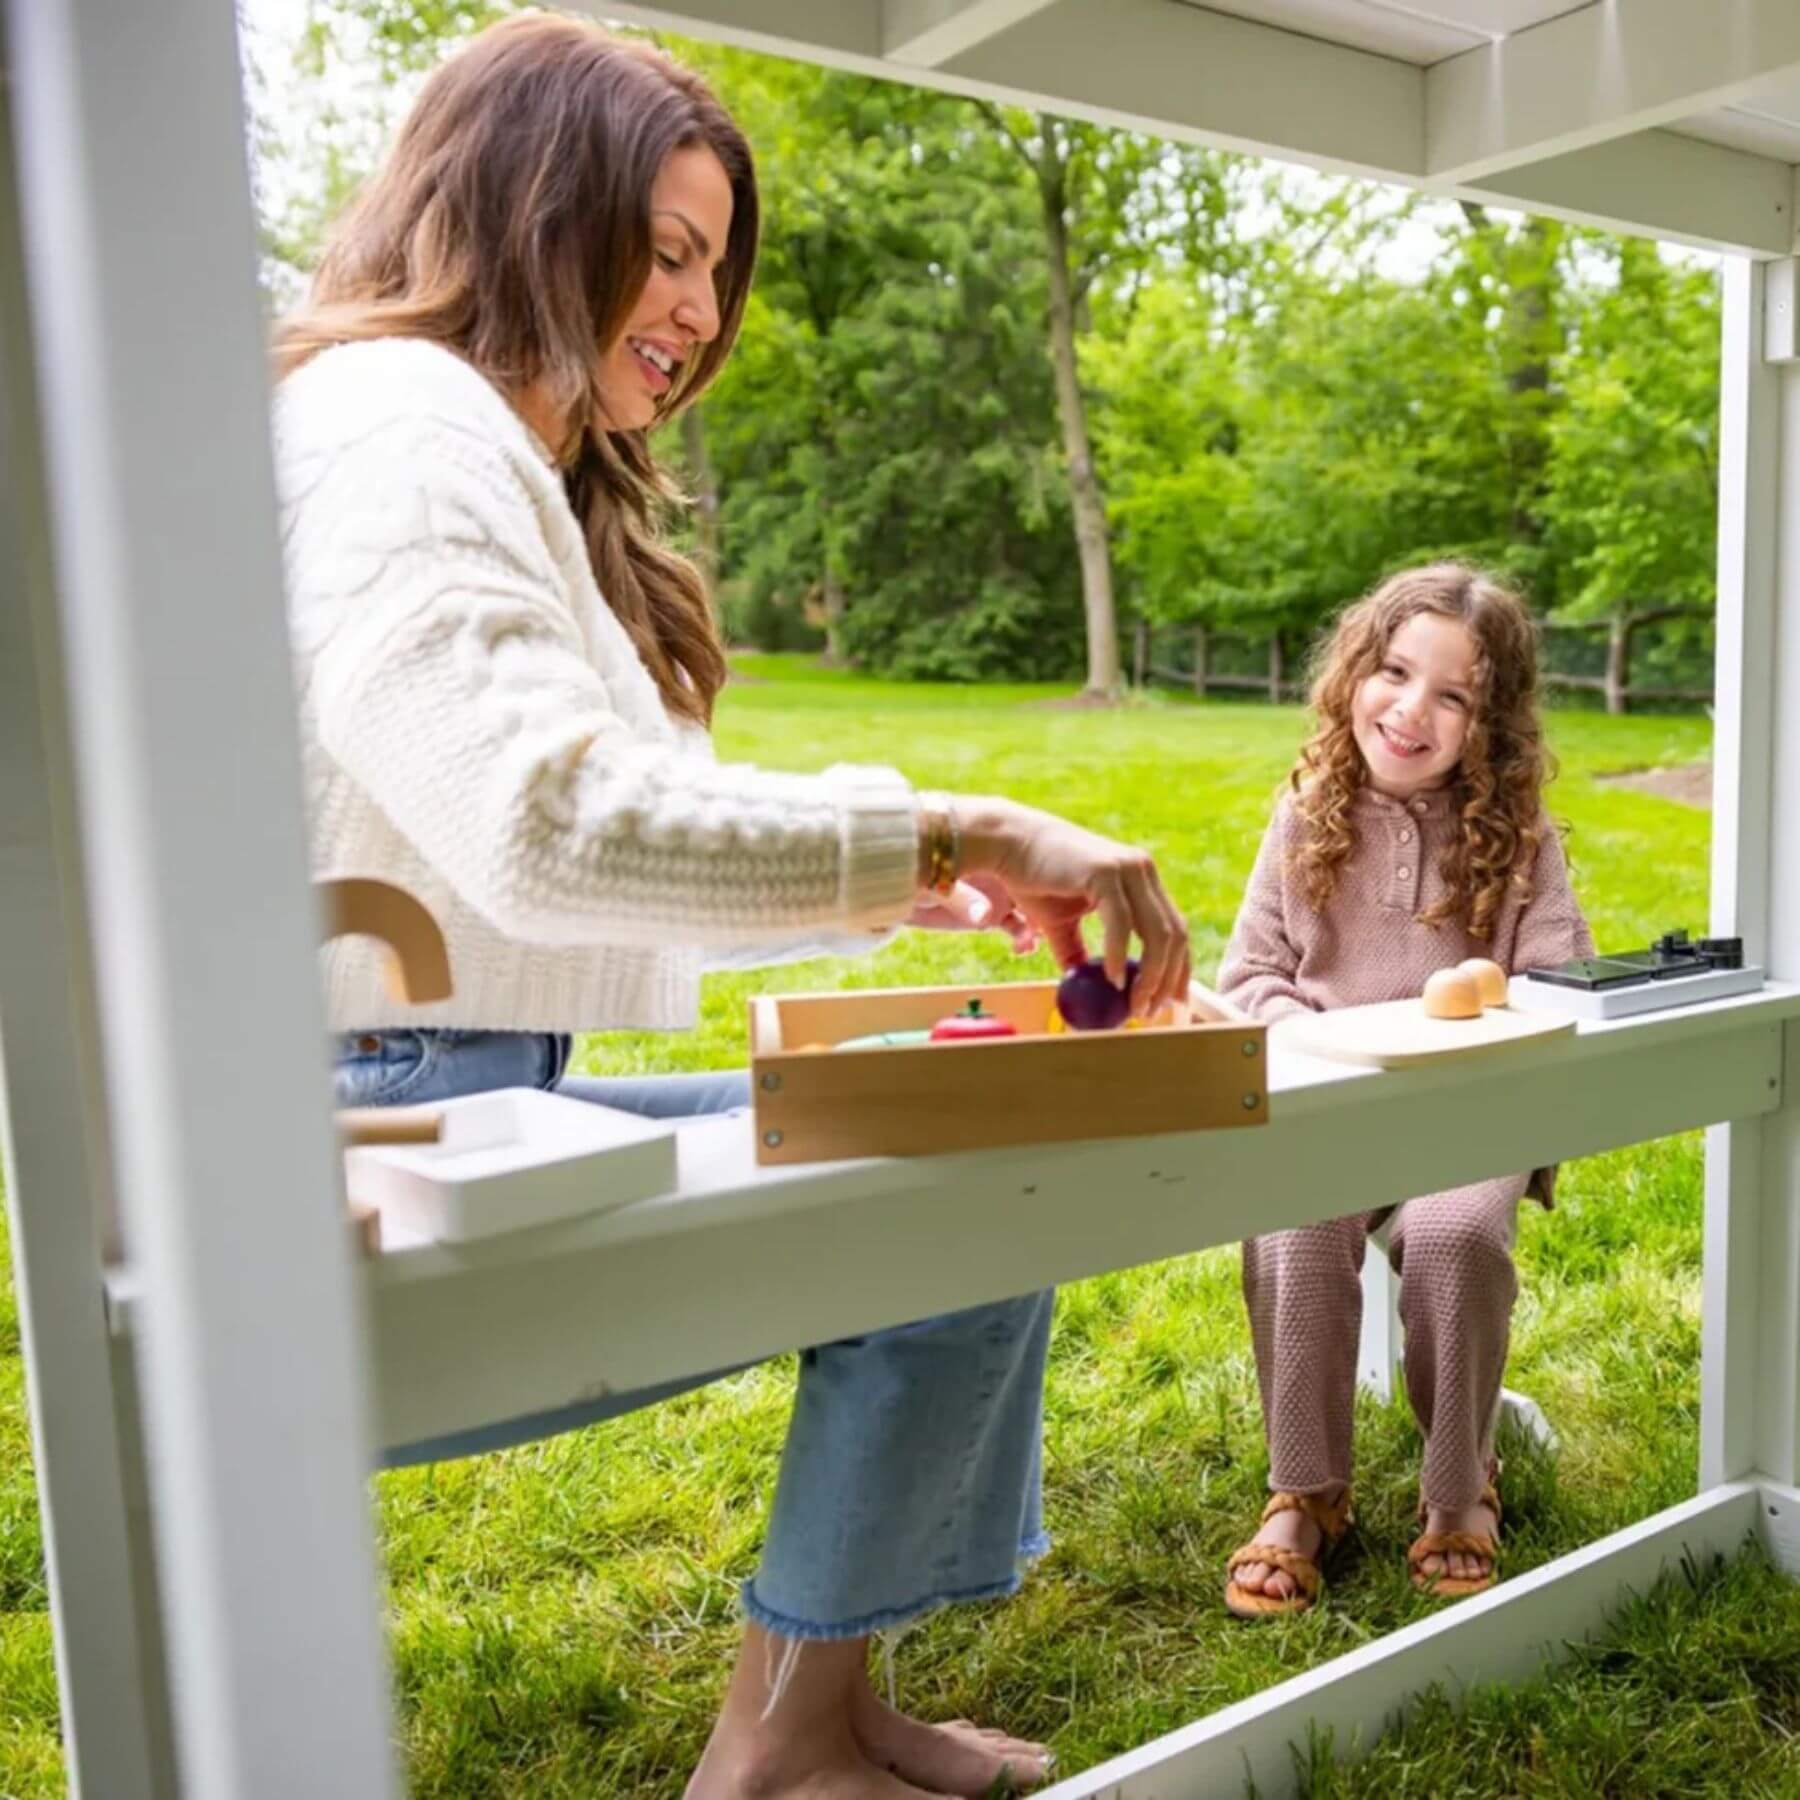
[275,17,1189,1796]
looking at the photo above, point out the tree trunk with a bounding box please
[679,404,721,590]
[1605,613,1632,716]
[821,563,848,667]
[1268,630,1285,704]
[1132,620,1149,689]
[1192,625,1209,698]
[1037,120,1121,700]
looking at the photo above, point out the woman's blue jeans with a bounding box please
[337,1028,1054,1639]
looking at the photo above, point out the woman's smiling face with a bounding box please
[593,141,735,432]
[1351,611,1479,797]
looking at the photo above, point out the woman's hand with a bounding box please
[905,874,1040,954]
[947,796,1190,1019]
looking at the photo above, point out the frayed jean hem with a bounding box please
[738,1531,1052,1642]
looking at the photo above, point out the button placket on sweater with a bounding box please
[1393,810,1419,907]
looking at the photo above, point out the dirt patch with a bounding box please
[1594,762,1712,809]
[1024,690,1127,712]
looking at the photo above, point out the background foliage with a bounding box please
[248,1,1722,693]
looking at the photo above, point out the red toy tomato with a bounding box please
[929,999,1018,1042]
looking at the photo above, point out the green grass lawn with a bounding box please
[7,658,1789,1796]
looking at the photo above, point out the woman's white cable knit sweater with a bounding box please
[275,338,919,1031]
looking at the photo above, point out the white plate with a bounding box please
[1283,997,1575,1069]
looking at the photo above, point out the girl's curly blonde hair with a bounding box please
[1288,563,1552,941]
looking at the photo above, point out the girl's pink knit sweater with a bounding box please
[1218,784,1594,1023]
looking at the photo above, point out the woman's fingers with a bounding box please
[1120,856,1188,1016]
[1096,875,1134,991]
[946,796,1188,997]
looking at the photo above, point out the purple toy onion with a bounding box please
[1056,957,1139,1032]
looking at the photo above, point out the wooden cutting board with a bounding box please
[1284,999,1576,1069]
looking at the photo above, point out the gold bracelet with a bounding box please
[918,793,959,896]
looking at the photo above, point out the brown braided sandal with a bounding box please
[1223,1489,1355,1619]
[1408,1481,1502,1598]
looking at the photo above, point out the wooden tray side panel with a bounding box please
[752,1025,1267,1164]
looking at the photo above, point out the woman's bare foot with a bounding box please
[850,1672,1054,1795]
[1414,1496,1500,1585]
[687,1723,948,1800]
[687,1627,951,1800]
[1229,1495,1334,1603]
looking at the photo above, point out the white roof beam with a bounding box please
[1428,0,1800,184]
[881,0,1060,68]
[1452,127,1798,259]
[600,0,888,64]
[600,1,1798,255]
[603,0,1425,180]
[934,0,1422,178]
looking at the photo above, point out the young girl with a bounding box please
[1218,563,1593,1615]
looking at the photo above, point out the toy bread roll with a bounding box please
[1457,957,1508,1008]
[1422,967,1482,1020]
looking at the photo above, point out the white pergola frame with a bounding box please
[4,2,1800,1796]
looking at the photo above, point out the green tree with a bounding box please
[973,107,1247,697]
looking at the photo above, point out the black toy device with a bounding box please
[1513,930,1763,1020]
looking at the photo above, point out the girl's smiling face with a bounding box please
[1351,611,1479,797]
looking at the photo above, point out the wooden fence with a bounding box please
[1132,607,1712,715]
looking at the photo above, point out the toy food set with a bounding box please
[1511,930,1763,1021]
[747,964,1266,1165]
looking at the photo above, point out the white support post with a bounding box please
[2,2,398,1795]
[0,63,174,1797]
[1702,258,1782,1490]
[1705,255,1800,1494]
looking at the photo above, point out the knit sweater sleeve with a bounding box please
[1216,801,1316,1023]
[1508,818,1596,973]
[288,413,919,947]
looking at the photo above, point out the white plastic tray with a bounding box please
[344,1088,676,1245]
[1511,964,1765,1021]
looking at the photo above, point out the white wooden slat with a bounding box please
[882,0,1060,66]
[1042,1482,1763,1797]
[2,0,398,1792]
[1381,0,1592,36]
[0,47,172,1793]
[352,992,1794,1449]
[1427,0,1800,183]
[1670,106,1800,167]
[1174,0,1485,65]
[1757,1478,1800,1573]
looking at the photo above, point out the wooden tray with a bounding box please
[1284,998,1576,1069]
[748,979,1266,1165]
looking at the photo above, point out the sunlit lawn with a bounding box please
[8,658,1789,1796]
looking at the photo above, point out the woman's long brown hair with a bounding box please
[273,13,759,724]
[1289,563,1553,941]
